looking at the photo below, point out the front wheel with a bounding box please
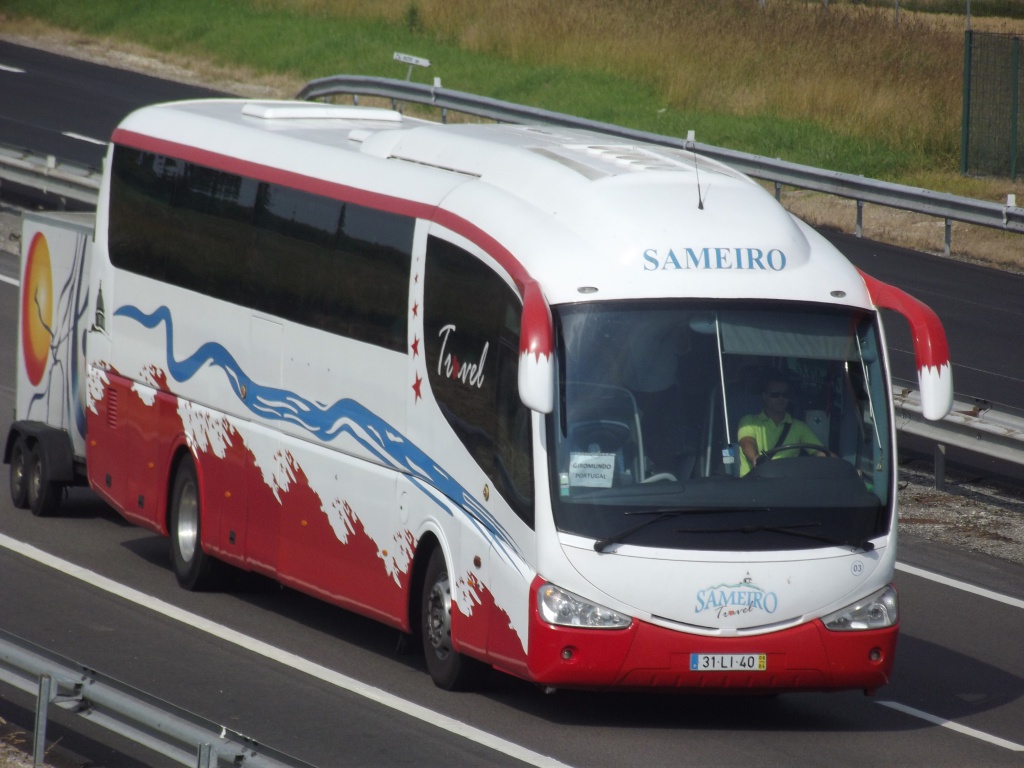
[421,548,486,691]
[169,458,222,591]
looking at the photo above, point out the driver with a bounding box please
[737,375,825,477]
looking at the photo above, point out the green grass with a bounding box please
[0,0,1018,195]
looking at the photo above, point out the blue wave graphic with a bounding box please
[114,304,524,568]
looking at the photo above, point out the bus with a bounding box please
[6,95,953,694]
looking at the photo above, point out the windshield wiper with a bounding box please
[678,522,875,552]
[593,510,695,553]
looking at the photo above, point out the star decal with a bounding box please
[412,374,423,402]
[411,302,419,318]
[411,336,420,357]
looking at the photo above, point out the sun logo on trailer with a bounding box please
[21,232,54,386]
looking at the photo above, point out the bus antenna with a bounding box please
[687,130,705,211]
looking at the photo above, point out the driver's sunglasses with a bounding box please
[766,390,789,398]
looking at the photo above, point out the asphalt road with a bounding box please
[1,342,1023,766]
[2,39,1024,768]
[827,228,1024,414]
[0,40,224,168]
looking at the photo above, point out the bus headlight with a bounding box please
[537,583,632,629]
[823,585,898,631]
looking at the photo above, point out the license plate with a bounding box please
[690,653,767,672]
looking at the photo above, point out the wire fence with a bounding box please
[962,30,1024,178]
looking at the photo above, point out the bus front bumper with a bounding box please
[525,597,897,694]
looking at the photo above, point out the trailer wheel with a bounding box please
[26,443,61,517]
[9,435,29,509]
[169,458,221,591]
[421,547,486,691]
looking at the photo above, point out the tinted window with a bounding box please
[108,145,412,352]
[424,236,534,524]
[108,149,184,281]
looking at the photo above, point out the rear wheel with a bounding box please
[169,458,221,591]
[421,547,486,691]
[9,436,29,509]
[26,443,61,517]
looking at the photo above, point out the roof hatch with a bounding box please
[241,102,402,122]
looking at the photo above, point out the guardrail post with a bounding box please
[934,443,947,491]
[196,743,213,768]
[856,200,864,238]
[774,181,781,201]
[944,218,952,256]
[33,675,52,768]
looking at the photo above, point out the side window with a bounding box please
[107,145,413,353]
[329,202,413,352]
[169,164,256,305]
[250,183,342,323]
[424,236,534,525]
[108,146,183,281]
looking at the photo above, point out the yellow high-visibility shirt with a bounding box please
[737,411,821,477]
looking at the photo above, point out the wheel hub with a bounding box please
[425,573,453,660]
[176,482,199,563]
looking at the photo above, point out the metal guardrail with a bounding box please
[0,144,101,206]
[894,387,1024,489]
[297,75,1024,251]
[0,629,314,768]
[4,74,1023,238]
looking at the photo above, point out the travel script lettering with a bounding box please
[437,324,488,388]
[643,247,787,272]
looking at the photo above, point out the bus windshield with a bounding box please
[549,301,892,553]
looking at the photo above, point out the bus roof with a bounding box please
[112,99,872,310]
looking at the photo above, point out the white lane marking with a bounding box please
[61,131,107,146]
[0,64,26,74]
[0,533,572,768]
[895,562,1024,610]
[878,701,1024,752]
[0,274,18,288]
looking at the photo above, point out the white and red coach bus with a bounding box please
[6,95,953,693]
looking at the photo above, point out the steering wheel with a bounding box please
[572,421,631,453]
[760,443,825,461]
[641,472,678,483]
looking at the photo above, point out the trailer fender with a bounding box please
[3,422,77,483]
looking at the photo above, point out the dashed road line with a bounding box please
[878,701,1024,752]
[61,131,107,146]
[895,561,1024,610]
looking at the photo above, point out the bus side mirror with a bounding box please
[518,280,554,413]
[520,352,553,413]
[859,271,953,421]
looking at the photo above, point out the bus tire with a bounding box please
[169,458,221,591]
[9,435,29,509]
[27,442,61,517]
[421,547,486,691]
